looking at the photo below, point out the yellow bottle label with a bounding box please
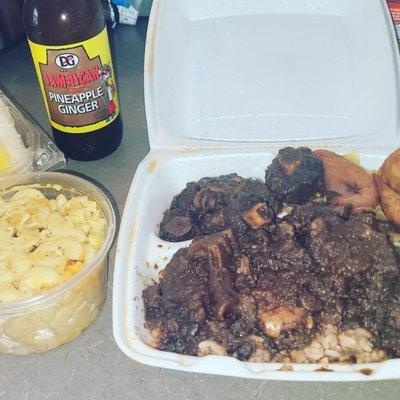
[28,27,120,134]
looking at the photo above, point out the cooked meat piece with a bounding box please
[308,213,399,278]
[244,203,274,229]
[188,231,238,321]
[159,174,282,242]
[170,174,242,214]
[315,150,379,212]
[170,181,201,212]
[284,202,351,243]
[265,147,324,204]
[159,209,197,242]
[287,202,351,227]
[142,245,209,355]
[193,186,233,211]
[145,202,400,360]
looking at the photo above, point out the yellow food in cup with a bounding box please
[0,187,107,301]
[0,145,11,171]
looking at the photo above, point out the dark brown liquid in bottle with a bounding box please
[23,0,123,161]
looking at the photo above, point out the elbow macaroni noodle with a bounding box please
[0,184,110,354]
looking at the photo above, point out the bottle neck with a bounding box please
[23,0,105,45]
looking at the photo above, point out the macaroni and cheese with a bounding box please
[0,187,106,302]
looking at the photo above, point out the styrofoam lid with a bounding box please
[145,0,400,148]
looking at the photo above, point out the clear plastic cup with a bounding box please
[0,172,116,354]
[0,87,66,178]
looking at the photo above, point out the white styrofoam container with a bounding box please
[113,0,400,380]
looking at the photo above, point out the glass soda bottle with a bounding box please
[23,0,123,161]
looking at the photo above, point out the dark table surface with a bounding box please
[0,18,398,400]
